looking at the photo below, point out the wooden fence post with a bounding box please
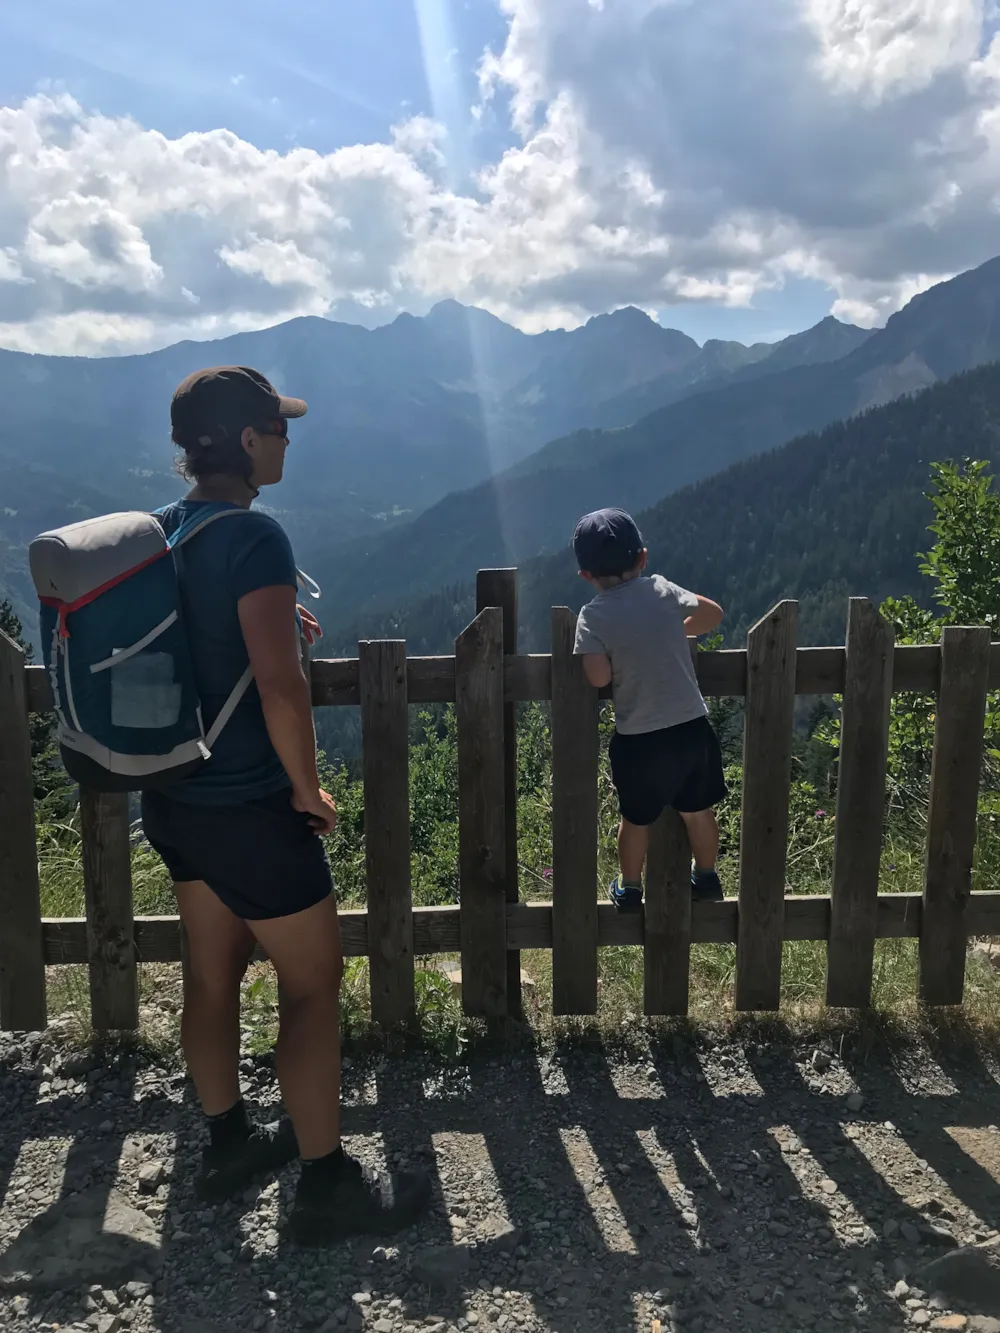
[826,599,894,1007]
[80,789,138,1030]
[455,608,507,1017]
[360,640,414,1030]
[736,601,798,1012]
[919,625,991,1006]
[477,569,522,1019]
[550,607,599,1015]
[644,808,691,1016]
[0,631,47,1031]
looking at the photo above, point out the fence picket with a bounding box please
[360,639,414,1029]
[644,808,691,1015]
[919,625,991,1006]
[826,599,894,1007]
[477,569,522,1019]
[736,601,798,1011]
[0,629,47,1031]
[550,607,599,1015]
[80,789,138,1030]
[455,608,507,1017]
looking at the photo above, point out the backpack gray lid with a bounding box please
[29,512,167,604]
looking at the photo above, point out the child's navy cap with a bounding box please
[573,508,644,577]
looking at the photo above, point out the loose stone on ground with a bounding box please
[2,1027,1000,1330]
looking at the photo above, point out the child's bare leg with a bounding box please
[618,817,649,883]
[679,808,719,872]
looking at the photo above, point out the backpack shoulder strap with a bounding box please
[160,505,257,752]
[205,664,254,748]
[164,505,322,601]
[296,568,322,599]
[166,505,252,551]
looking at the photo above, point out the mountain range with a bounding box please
[0,296,870,639]
[5,253,1000,670]
[314,254,1000,645]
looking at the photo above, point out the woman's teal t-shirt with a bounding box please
[156,499,297,805]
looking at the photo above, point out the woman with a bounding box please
[142,365,429,1242]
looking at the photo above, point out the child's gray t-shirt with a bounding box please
[573,574,707,735]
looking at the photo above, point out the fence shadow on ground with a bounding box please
[5,1032,1000,1332]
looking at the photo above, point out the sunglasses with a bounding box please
[254,417,289,440]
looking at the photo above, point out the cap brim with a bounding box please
[278,395,308,418]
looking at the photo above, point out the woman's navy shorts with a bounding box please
[141,787,334,920]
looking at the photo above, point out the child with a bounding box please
[572,507,727,911]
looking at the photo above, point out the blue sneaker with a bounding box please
[609,877,644,912]
[691,869,724,902]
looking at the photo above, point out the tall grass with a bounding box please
[35,703,1000,1053]
[38,814,174,918]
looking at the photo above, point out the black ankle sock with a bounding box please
[206,1099,251,1151]
[300,1145,346,1190]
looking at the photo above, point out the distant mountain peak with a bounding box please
[424,298,510,329]
[815,314,860,330]
[427,298,470,318]
[585,305,656,327]
[580,306,700,357]
[702,337,750,351]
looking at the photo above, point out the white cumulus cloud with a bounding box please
[0,0,999,354]
[484,0,1000,323]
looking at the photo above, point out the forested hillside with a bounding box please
[331,361,1000,661]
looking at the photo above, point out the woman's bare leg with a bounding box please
[174,880,255,1115]
[248,896,343,1160]
[248,897,433,1240]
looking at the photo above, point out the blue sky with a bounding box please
[0,0,506,161]
[0,0,995,355]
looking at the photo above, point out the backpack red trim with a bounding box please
[40,548,170,637]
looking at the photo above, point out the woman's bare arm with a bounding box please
[238,584,335,833]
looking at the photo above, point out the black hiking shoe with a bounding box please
[289,1152,432,1244]
[691,869,724,903]
[196,1116,298,1202]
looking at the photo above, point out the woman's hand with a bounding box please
[297,605,323,646]
[292,786,338,835]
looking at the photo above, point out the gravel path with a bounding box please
[3,1026,1000,1332]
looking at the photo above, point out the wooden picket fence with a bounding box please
[0,569,997,1034]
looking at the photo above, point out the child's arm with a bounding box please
[684,595,724,637]
[581,653,612,688]
[574,605,611,688]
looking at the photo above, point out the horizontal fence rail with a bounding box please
[26,641,1000,713]
[34,893,1000,961]
[3,582,999,1034]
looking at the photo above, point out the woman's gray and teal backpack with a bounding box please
[29,506,256,792]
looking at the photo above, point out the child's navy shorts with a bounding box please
[609,715,727,826]
[141,787,334,920]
